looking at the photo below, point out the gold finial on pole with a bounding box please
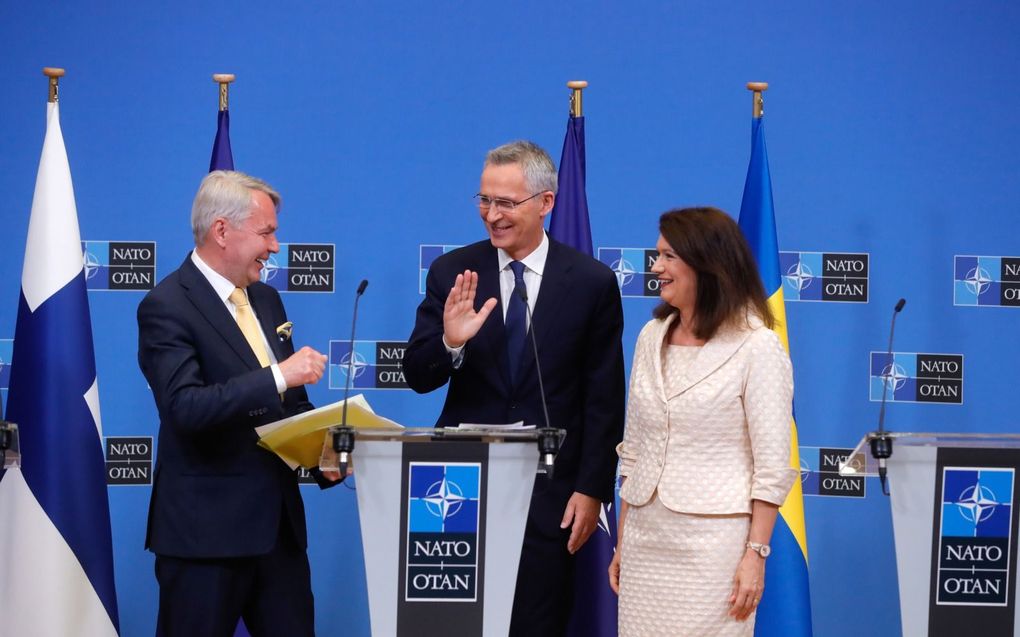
[746,82,769,119]
[213,73,236,111]
[567,80,588,118]
[43,67,65,103]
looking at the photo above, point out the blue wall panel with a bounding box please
[2,2,1019,635]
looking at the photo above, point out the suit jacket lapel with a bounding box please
[524,239,571,374]
[473,245,511,389]
[178,256,261,371]
[664,316,760,400]
[250,286,285,362]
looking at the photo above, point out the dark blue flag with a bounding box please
[549,115,619,637]
[209,109,234,172]
[549,116,593,255]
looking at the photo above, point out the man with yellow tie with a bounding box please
[137,170,334,637]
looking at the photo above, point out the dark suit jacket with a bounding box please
[138,255,316,559]
[403,238,626,505]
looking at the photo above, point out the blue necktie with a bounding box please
[505,261,528,384]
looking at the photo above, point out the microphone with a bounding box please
[871,297,905,496]
[333,279,369,476]
[515,286,562,477]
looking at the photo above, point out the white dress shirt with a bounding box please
[191,251,287,393]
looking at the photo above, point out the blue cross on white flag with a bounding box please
[0,98,120,636]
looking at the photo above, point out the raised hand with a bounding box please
[443,270,498,348]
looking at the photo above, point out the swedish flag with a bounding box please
[739,115,814,636]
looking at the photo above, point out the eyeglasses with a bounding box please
[475,191,545,213]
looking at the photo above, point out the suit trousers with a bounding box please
[154,513,314,637]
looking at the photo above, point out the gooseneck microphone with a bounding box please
[333,279,369,476]
[871,297,906,496]
[516,286,562,477]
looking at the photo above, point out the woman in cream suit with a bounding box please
[608,207,797,636]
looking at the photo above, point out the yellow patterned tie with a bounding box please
[229,287,271,368]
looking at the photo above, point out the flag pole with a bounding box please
[567,80,587,117]
[214,73,235,112]
[43,67,65,103]
[747,81,768,119]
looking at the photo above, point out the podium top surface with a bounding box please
[840,431,1020,476]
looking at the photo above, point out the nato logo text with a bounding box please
[261,244,334,292]
[105,436,153,485]
[870,352,964,404]
[936,468,1014,605]
[82,241,157,291]
[598,248,660,297]
[801,447,866,498]
[780,252,868,302]
[329,340,408,390]
[405,462,481,601]
[420,245,463,294]
[954,255,1020,307]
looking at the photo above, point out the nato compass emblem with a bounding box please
[83,250,102,281]
[954,255,1020,307]
[878,361,909,394]
[784,260,815,295]
[406,463,481,601]
[260,254,282,284]
[936,468,1014,606]
[611,257,637,289]
[423,477,468,522]
[338,350,369,381]
[955,483,1000,525]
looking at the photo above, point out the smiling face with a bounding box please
[219,189,280,287]
[478,162,553,261]
[651,233,698,320]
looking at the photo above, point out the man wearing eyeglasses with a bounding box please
[404,140,626,636]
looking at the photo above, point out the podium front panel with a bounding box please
[355,439,536,637]
[889,445,1020,636]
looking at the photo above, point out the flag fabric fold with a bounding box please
[738,115,814,637]
[0,102,120,636]
[550,115,619,637]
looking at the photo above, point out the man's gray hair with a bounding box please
[191,170,281,245]
[484,140,558,195]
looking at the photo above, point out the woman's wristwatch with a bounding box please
[745,541,771,558]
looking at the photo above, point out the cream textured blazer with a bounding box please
[618,313,797,514]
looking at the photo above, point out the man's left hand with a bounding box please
[560,491,601,554]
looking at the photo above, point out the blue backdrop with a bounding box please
[2,2,1019,635]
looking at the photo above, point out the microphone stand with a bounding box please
[332,279,368,476]
[517,287,564,478]
[871,298,905,496]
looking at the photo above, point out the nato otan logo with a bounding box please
[954,255,1020,307]
[598,248,660,298]
[419,245,463,294]
[936,467,1014,605]
[780,252,869,302]
[406,462,481,601]
[870,352,964,404]
[260,244,334,292]
[82,241,157,291]
[0,339,12,393]
[329,340,408,390]
[800,447,866,498]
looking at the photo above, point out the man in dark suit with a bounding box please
[403,140,626,636]
[137,170,335,637]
